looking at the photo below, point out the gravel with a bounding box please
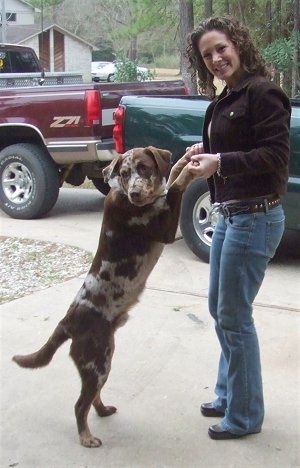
[0,236,92,304]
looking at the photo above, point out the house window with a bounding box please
[6,12,17,22]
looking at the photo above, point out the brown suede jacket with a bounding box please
[203,74,291,204]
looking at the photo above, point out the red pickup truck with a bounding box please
[0,72,187,219]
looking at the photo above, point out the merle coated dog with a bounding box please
[12,146,191,447]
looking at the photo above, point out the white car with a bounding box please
[91,62,149,82]
[91,61,112,75]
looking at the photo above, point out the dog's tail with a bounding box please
[12,322,69,369]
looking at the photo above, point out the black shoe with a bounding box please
[200,402,225,417]
[208,423,242,440]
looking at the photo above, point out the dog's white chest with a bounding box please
[75,242,163,322]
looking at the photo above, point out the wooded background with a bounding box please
[29,0,299,97]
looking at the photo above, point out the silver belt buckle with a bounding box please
[263,198,269,213]
[212,202,231,217]
[211,202,222,215]
[222,204,231,217]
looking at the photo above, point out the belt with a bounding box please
[213,195,281,217]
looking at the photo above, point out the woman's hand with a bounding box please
[166,145,217,191]
[167,142,204,187]
[187,153,219,179]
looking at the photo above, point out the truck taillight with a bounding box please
[113,105,125,154]
[184,83,189,94]
[84,90,101,126]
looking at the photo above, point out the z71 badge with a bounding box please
[50,116,81,128]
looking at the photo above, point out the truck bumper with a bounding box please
[96,140,118,161]
[47,138,117,164]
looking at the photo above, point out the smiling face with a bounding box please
[198,30,243,88]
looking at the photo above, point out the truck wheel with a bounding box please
[180,179,219,263]
[0,143,60,219]
[107,74,115,82]
[91,177,110,195]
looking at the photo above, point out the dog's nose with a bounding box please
[130,191,142,202]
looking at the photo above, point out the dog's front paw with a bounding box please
[171,165,195,191]
[80,434,102,448]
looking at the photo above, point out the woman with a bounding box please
[176,16,291,439]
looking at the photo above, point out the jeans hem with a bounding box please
[220,419,262,435]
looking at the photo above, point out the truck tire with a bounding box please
[180,179,219,263]
[0,143,60,219]
[91,177,110,195]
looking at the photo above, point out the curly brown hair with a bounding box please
[186,16,271,99]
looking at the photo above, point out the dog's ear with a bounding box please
[145,146,172,178]
[102,155,123,183]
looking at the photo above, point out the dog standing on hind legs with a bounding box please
[12,146,193,448]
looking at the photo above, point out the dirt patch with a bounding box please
[0,236,92,304]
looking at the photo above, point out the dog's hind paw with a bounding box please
[96,405,117,417]
[80,434,102,448]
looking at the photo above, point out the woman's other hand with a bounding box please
[187,153,219,179]
[186,142,204,156]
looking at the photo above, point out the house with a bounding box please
[1,0,37,26]
[5,23,96,82]
[0,0,96,82]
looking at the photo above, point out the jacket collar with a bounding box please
[220,73,263,98]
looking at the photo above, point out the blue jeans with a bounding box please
[208,205,285,434]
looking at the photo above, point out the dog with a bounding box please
[12,146,192,448]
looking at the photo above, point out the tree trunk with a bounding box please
[276,0,282,37]
[128,0,137,60]
[179,0,196,94]
[237,0,246,24]
[224,0,230,15]
[265,0,272,44]
[130,35,137,61]
[292,0,300,97]
[204,0,213,18]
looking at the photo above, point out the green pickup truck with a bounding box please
[113,95,300,262]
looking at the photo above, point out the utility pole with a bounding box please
[1,0,7,42]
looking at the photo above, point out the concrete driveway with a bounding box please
[1,188,299,468]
